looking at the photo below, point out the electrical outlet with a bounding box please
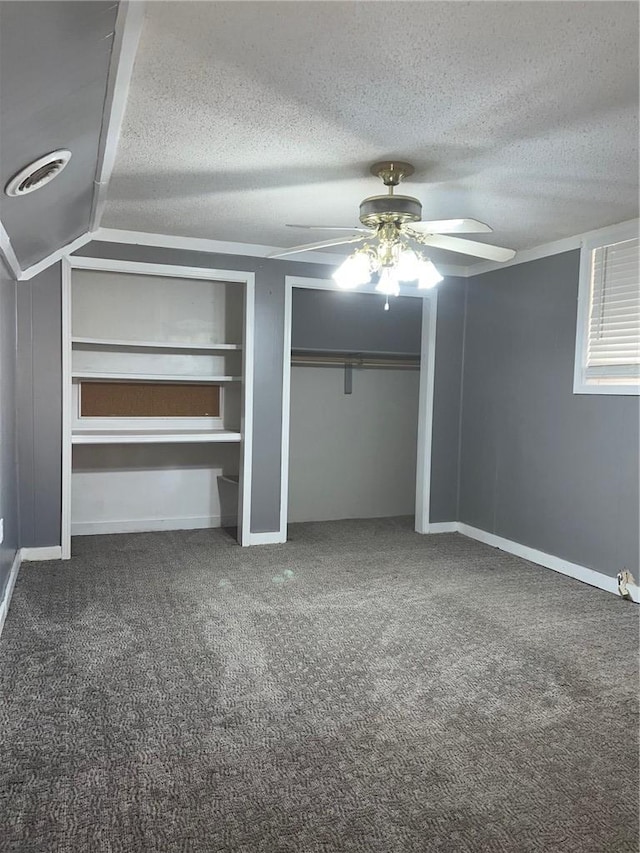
[617,570,636,600]
[0,517,3,545]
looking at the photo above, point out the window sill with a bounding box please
[573,381,640,396]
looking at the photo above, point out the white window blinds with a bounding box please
[586,237,639,381]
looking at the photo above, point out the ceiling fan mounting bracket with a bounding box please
[370,160,415,187]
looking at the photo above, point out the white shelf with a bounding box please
[72,371,241,383]
[72,429,242,445]
[72,337,242,352]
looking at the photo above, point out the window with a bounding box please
[574,224,639,395]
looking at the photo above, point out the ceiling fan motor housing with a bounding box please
[359,194,422,228]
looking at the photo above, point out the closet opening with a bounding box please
[281,278,436,537]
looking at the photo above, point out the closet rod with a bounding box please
[291,355,419,370]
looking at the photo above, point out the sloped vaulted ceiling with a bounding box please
[0,1,118,270]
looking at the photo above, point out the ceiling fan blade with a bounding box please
[286,224,372,233]
[406,219,492,234]
[268,235,366,259]
[417,233,516,262]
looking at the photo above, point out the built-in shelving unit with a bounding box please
[71,371,242,383]
[63,260,253,554]
[72,337,242,352]
[73,429,242,445]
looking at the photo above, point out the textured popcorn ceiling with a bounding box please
[104,1,639,265]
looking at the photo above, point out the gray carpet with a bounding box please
[1,518,638,853]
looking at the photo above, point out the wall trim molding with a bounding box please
[64,253,258,283]
[90,1,145,231]
[71,515,237,536]
[425,521,639,602]
[469,235,582,277]
[61,259,72,558]
[469,217,639,277]
[458,522,640,601]
[281,272,435,299]
[414,293,438,533]
[92,228,471,277]
[20,232,94,281]
[279,278,294,542]
[93,227,343,267]
[238,273,255,547]
[0,220,22,280]
[0,550,22,637]
[92,221,639,279]
[426,521,459,533]
[4,214,637,287]
[20,546,63,561]
[244,530,288,546]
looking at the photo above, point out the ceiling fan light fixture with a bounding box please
[396,248,423,282]
[269,159,515,307]
[375,266,401,297]
[417,258,444,289]
[333,251,372,289]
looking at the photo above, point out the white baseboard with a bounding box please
[71,515,236,536]
[20,546,63,561]
[455,522,639,603]
[421,521,638,602]
[425,521,459,533]
[243,530,287,546]
[0,550,22,637]
[15,522,638,603]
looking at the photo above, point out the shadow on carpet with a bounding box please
[1,517,638,852]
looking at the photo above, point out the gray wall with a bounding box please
[459,250,640,577]
[17,264,63,547]
[0,268,18,599]
[292,289,421,353]
[19,243,635,579]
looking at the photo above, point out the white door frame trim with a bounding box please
[61,259,73,558]
[61,256,256,556]
[0,550,22,638]
[414,293,438,533]
[281,275,437,542]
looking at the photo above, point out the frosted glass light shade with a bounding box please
[417,259,443,289]
[375,267,401,297]
[396,249,422,282]
[333,253,371,289]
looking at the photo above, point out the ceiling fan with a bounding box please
[268,161,515,300]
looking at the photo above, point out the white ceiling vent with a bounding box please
[5,150,72,197]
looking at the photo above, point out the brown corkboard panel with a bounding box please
[81,383,221,418]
